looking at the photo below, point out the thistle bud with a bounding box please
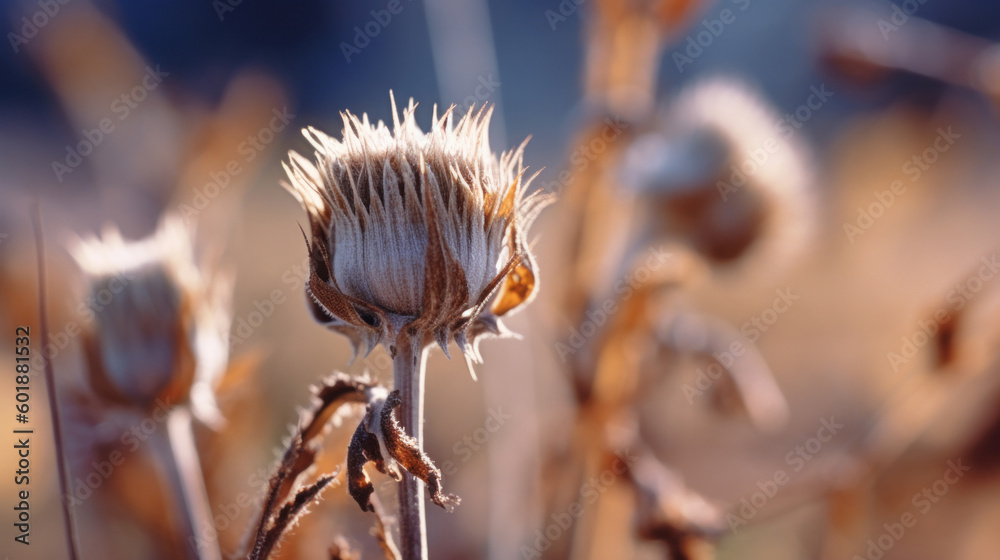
[619,78,813,269]
[71,217,231,423]
[283,95,550,360]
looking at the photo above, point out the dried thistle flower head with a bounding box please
[619,77,813,269]
[71,216,231,424]
[283,94,550,360]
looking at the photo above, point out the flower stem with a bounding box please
[149,407,223,560]
[393,334,428,559]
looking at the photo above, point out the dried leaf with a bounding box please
[379,391,461,511]
[246,373,374,560]
[257,475,337,560]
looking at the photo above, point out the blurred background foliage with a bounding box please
[3,0,1000,559]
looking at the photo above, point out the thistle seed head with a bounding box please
[283,94,550,360]
[619,77,813,269]
[71,216,231,423]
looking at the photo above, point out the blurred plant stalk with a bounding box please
[818,8,1000,108]
[149,408,222,560]
[564,0,666,539]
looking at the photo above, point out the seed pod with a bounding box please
[618,78,813,270]
[283,94,551,360]
[71,217,230,423]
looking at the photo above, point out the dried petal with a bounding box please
[490,260,535,316]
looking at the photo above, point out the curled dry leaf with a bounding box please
[348,401,394,512]
[347,389,460,513]
[380,391,461,511]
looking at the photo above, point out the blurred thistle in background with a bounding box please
[69,217,231,560]
[71,217,231,425]
[2,0,1000,559]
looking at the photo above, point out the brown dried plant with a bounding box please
[541,1,819,557]
[21,3,1000,559]
[281,94,550,558]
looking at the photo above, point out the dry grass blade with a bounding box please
[246,373,374,560]
[33,205,82,560]
[256,475,337,560]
